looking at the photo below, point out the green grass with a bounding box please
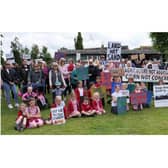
[1,93,168,135]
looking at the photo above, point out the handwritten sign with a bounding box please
[107,42,121,62]
[51,106,65,125]
[130,92,147,105]
[101,72,111,89]
[117,97,127,114]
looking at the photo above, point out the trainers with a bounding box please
[8,104,13,109]
[15,103,19,108]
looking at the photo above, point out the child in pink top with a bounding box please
[26,98,44,128]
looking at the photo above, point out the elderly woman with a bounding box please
[49,62,66,103]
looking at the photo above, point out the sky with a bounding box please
[1,32,152,58]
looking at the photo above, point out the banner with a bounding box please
[91,86,106,98]
[123,67,168,83]
[117,97,127,114]
[51,106,65,124]
[76,67,89,80]
[130,92,147,105]
[107,42,121,62]
[153,85,168,108]
[101,72,111,89]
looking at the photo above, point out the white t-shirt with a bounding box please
[78,88,84,96]
[111,92,122,107]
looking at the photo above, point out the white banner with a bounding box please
[51,106,65,124]
[122,67,168,83]
[107,42,121,62]
[153,85,168,108]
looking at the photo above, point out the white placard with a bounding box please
[76,53,81,61]
[50,106,65,124]
[107,42,121,62]
[5,53,14,59]
[153,85,168,108]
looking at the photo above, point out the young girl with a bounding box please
[75,81,86,110]
[92,92,106,115]
[22,86,37,102]
[26,98,44,128]
[81,97,96,116]
[132,83,143,111]
[45,96,67,125]
[67,92,81,118]
[15,103,27,131]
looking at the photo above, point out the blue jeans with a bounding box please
[3,82,18,105]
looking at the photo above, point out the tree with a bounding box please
[40,46,52,64]
[31,44,40,60]
[11,37,22,64]
[74,32,84,49]
[150,32,168,60]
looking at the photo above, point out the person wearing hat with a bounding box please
[1,61,19,109]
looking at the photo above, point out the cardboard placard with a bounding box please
[76,67,89,80]
[101,72,112,89]
[130,92,147,105]
[131,55,138,60]
[117,97,127,114]
[51,106,65,125]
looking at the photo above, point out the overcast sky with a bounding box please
[1,32,152,57]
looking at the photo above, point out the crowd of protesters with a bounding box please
[1,55,168,131]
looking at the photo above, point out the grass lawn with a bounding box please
[1,93,168,135]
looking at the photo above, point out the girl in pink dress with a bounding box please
[26,98,44,128]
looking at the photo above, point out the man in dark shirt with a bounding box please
[1,61,19,109]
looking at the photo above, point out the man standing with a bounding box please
[1,61,19,109]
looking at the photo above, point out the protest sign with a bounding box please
[131,55,138,60]
[153,85,168,108]
[117,97,127,114]
[139,54,145,60]
[76,53,81,61]
[51,106,65,125]
[111,68,124,76]
[101,72,111,89]
[6,53,14,59]
[107,42,121,62]
[76,67,89,80]
[123,67,168,83]
[120,89,130,103]
[55,52,65,60]
[130,92,147,105]
[91,86,106,98]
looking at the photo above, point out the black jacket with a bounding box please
[1,68,16,85]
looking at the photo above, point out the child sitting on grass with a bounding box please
[92,92,106,115]
[45,96,67,125]
[81,97,96,117]
[14,103,27,131]
[67,92,81,118]
[26,98,44,128]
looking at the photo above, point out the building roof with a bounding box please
[58,46,161,55]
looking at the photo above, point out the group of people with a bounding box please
[1,55,167,131]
